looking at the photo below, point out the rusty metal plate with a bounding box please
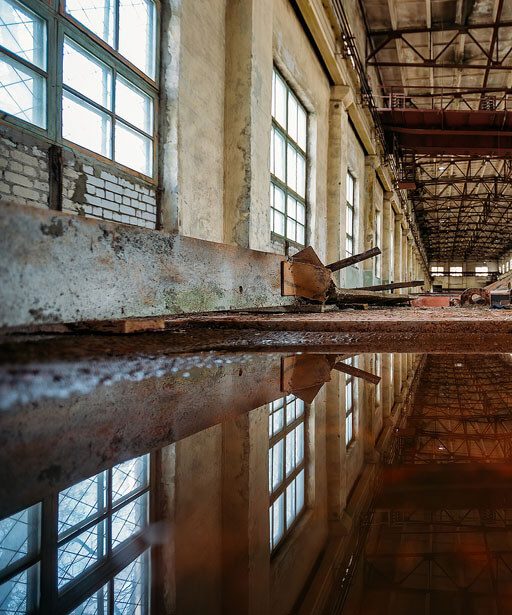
[281,261,332,301]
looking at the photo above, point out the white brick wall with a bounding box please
[0,129,157,229]
[63,159,157,229]
[0,136,50,209]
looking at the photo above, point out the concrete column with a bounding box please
[407,236,414,280]
[393,213,403,287]
[222,409,270,615]
[401,222,408,290]
[381,353,393,418]
[224,0,273,250]
[326,373,347,518]
[363,156,379,286]
[326,87,351,284]
[381,192,393,285]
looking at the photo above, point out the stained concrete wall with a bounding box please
[0,0,429,324]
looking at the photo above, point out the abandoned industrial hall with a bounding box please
[2,0,512,613]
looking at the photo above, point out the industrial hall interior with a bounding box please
[1,0,512,614]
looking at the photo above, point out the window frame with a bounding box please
[0,0,159,183]
[270,67,308,249]
[0,453,156,614]
[268,395,307,553]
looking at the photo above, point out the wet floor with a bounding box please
[0,332,511,613]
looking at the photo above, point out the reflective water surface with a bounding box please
[1,336,511,614]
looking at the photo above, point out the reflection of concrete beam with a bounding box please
[377,463,512,509]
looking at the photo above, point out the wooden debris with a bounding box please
[68,317,166,334]
[326,247,381,272]
[327,286,412,306]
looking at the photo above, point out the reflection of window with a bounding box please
[431,266,444,277]
[475,266,488,277]
[268,395,306,551]
[450,266,462,277]
[0,454,151,613]
[346,172,356,257]
[0,0,157,176]
[270,68,307,247]
[345,357,358,447]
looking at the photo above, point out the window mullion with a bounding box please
[50,14,63,141]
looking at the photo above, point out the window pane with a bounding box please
[58,521,106,588]
[271,407,284,436]
[271,440,284,492]
[347,173,354,205]
[0,0,46,69]
[59,474,106,537]
[296,422,304,465]
[287,144,297,193]
[113,552,148,614]
[296,202,305,225]
[286,218,296,242]
[296,154,306,198]
[285,430,295,476]
[63,91,111,157]
[297,106,307,150]
[296,470,305,512]
[346,206,353,236]
[288,94,298,141]
[285,481,296,529]
[65,0,115,46]
[115,76,153,134]
[271,494,284,547]
[285,397,296,424]
[112,493,148,549]
[115,121,152,175]
[273,184,285,213]
[0,56,46,127]
[63,38,112,108]
[272,128,286,182]
[70,586,107,614]
[273,71,287,127]
[0,563,38,614]
[346,414,353,445]
[0,504,40,572]
[118,0,156,78]
[112,455,149,504]
[272,210,285,236]
[287,196,296,223]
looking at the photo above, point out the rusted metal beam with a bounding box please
[326,247,381,272]
[351,280,424,291]
[368,21,512,36]
[333,361,381,385]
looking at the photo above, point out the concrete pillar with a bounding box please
[326,373,347,518]
[222,409,270,615]
[401,221,408,290]
[381,353,393,418]
[408,236,414,280]
[326,87,351,284]
[381,192,393,285]
[363,156,379,286]
[224,0,273,250]
[393,213,403,286]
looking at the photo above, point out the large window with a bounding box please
[0,0,157,177]
[344,356,358,447]
[431,266,444,277]
[346,172,356,257]
[450,266,463,277]
[475,265,488,277]
[268,395,306,551]
[270,68,307,247]
[0,454,151,613]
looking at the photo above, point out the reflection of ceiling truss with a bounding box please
[397,354,512,463]
[350,354,512,614]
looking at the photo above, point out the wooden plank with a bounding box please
[326,247,381,272]
[281,261,332,301]
[68,317,166,334]
[351,280,424,291]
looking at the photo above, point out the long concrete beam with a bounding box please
[0,202,292,328]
